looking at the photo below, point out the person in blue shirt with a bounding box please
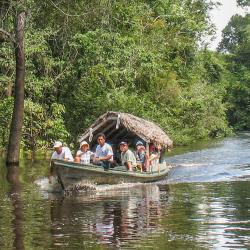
[134,140,149,171]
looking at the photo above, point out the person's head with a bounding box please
[149,143,155,152]
[119,141,128,152]
[80,141,89,152]
[97,133,106,146]
[135,140,144,150]
[138,145,146,153]
[53,141,63,154]
[156,144,162,151]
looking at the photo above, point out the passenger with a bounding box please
[51,141,73,161]
[75,141,94,164]
[149,144,162,166]
[112,145,122,166]
[149,142,155,155]
[93,133,114,169]
[119,141,137,171]
[135,140,149,171]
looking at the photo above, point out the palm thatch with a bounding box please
[78,111,173,149]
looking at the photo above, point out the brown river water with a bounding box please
[0,133,250,249]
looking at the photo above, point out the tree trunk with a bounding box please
[6,5,26,166]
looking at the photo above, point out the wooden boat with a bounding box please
[51,159,172,190]
[51,111,173,190]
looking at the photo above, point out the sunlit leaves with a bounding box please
[218,13,250,130]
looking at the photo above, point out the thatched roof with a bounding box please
[78,111,173,148]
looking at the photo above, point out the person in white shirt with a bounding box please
[75,141,94,164]
[51,141,74,161]
[93,133,113,169]
[49,141,73,183]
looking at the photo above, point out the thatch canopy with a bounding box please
[78,111,173,149]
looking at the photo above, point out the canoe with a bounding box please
[51,159,172,190]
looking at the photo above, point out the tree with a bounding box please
[218,14,250,55]
[0,0,232,150]
[237,0,250,7]
[1,0,26,165]
[218,12,250,130]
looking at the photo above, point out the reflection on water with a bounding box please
[6,166,24,250]
[49,185,167,249]
[0,133,250,249]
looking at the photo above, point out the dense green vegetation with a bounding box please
[219,12,250,130]
[0,0,249,153]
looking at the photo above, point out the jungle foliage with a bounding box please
[0,0,248,153]
[218,13,250,130]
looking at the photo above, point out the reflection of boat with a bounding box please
[51,111,173,190]
[49,184,166,247]
[51,159,172,189]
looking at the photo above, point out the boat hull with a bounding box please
[51,160,171,190]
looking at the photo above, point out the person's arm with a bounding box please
[98,154,112,161]
[89,151,95,161]
[149,153,158,161]
[98,145,113,161]
[74,150,81,163]
[64,147,74,161]
[127,161,133,171]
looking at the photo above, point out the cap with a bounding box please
[80,141,89,147]
[53,141,62,148]
[136,141,143,146]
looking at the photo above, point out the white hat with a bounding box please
[53,141,62,148]
[80,141,89,147]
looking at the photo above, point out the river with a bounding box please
[0,133,250,249]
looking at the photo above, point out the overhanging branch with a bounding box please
[0,28,16,43]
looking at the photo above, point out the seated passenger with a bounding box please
[119,141,137,171]
[93,133,114,169]
[135,140,149,171]
[75,141,94,164]
[149,142,155,155]
[51,141,73,161]
[149,144,162,168]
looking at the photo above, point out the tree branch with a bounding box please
[0,28,15,43]
[49,0,90,17]
[0,28,11,37]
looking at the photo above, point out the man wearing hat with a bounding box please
[51,141,73,161]
[75,141,94,164]
[119,141,137,171]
